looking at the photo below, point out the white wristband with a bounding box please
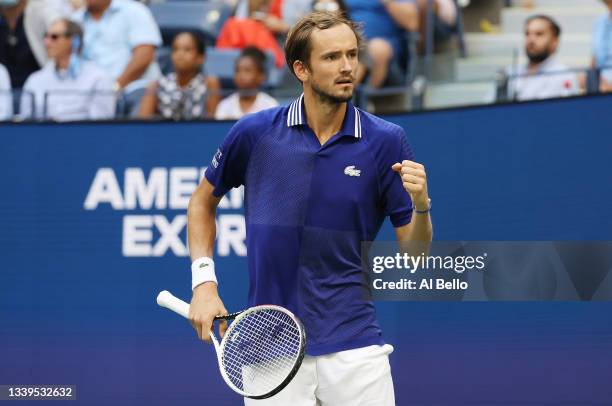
[191,257,217,290]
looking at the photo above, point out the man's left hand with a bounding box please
[391,160,430,211]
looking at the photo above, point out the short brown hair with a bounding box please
[284,11,364,77]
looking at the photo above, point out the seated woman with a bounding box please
[139,32,220,120]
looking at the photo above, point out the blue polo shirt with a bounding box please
[205,95,414,355]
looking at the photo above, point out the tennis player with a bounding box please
[187,11,432,405]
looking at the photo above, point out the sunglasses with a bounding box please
[44,32,70,41]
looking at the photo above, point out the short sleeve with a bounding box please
[0,64,12,120]
[214,96,233,120]
[19,75,35,120]
[127,4,162,48]
[381,128,415,227]
[204,119,253,197]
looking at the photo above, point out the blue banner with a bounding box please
[1,95,612,405]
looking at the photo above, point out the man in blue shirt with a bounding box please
[346,0,418,88]
[188,11,432,405]
[71,0,162,93]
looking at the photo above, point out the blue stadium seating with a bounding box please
[149,1,233,47]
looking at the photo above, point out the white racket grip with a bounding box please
[157,290,190,319]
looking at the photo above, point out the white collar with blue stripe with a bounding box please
[286,94,362,139]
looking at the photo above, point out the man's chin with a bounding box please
[331,89,354,103]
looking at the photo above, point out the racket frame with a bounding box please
[156,291,306,399]
[212,305,306,399]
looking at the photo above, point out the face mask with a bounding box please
[0,0,19,7]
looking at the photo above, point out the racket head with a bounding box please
[216,305,306,399]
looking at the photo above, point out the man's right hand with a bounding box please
[189,282,228,343]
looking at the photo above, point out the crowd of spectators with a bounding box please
[0,0,610,122]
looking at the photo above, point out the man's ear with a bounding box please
[550,37,559,54]
[293,60,309,83]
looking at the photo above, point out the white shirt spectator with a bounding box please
[215,91,278,120]
[20,60,115,121]
[506,57,579,101]
[0,63,12,120]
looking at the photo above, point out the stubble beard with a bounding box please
[310,78,353,106]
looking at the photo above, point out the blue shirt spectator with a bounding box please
[20,18,115,121]
[71,0,162,92]
[347,0,416,59]
[0,62,12,120]
[592,12,612,87]
[346,0,418,88]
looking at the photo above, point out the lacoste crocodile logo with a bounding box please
[344,165,361,177]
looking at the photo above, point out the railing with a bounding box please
[1,65,611,123]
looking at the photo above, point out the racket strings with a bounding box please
[223,326,296,391]
[222,313,299,389]
[221,309,302,395]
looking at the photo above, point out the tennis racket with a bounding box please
[156,290,306,399]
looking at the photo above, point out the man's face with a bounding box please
[86,0,110,12]
[299,23,359,104]
[44,21,72,61]
[234,56,265,90]
[524,18,558,64]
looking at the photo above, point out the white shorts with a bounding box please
[244,344,395,406]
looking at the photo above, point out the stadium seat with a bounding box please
[116,87,147,119]
[203,48,283,89]
[157,46,173,75]
[149,1,233,47]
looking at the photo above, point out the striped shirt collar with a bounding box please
[286,93,363,139]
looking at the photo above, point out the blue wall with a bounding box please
[1,95,611,405]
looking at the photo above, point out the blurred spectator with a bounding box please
[20,18,115,121]
[0,0,62,88]
[281,0,316,27]
[215,46,278,120]
[71,0,162,93]
[253,0,289,35]
[217,0,285,67]
[139,32,221,120]
[0,62,12,119]
[506,15,579,101]
[416,0,457,50]
[346,0,419,88]
[592,0,612,92]
[234,0,294,34]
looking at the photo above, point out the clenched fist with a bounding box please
[391,160,430,211]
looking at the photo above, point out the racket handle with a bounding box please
[157,290,190,319]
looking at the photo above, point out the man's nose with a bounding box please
[340,56,352,73]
